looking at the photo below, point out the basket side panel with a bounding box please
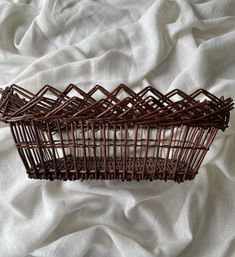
[9,119,218,182]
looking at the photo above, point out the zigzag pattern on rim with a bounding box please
[0,84,233,130]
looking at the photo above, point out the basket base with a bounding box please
[26,155,196,183]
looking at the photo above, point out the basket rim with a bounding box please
[0,84,233,130]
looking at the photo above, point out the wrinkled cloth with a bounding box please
[0,0,235,256]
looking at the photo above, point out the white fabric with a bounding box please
[0,0,235,256]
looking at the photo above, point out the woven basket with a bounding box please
[0,84,233,182]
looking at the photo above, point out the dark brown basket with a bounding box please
[0,84,233,182]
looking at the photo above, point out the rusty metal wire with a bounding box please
[0,84,233,182]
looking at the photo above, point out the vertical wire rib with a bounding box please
[102,122,107,179]
[120,124,123,179]
[193,127,218,174]
[10,122,30,173]
[18,122,34,169]
[46,122,58,179]
[16,122,36,173]
[142,125,150,180]
[132,125,138,180]
[107,124,110,179]
[92,122,98,179]
[192,129,209,174]
[182,127,201,180]
[22,122,40,175]
[113,124,117,179]
[190,127,205,172]
[38,128,52,161]
[172,126,190,182]
[32,120,46,178]
[25,123,41,166]
[154,126,162,179]
[170,125,178,164]
[66,122,72,167]
[81,120,87,180]
[180,127,197,181]
[139,126,144,181]
[88,124,91,176]
[173,125,183,160]
[181,127,198,181]
[71,122,78,179]
[99,123,102,175]
[124,123,128,181]
[163,126,174,181]
[160,126,165,179]
[57,120,69,180]
[181,127,196,163]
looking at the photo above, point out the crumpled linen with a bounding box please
[0,0,235,256]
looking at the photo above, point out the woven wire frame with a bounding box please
[0,84,234,182]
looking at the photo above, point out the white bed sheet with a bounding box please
[0,0,235,256]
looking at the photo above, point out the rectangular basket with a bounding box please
[0,84,233,182]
